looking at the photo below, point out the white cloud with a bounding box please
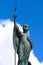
[0,19,14,65]
[29,50,43,65]
[0,19,43,65]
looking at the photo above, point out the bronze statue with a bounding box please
[13,7,33,65]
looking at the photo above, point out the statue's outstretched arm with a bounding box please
[13,23,23,38]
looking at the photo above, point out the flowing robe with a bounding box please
[13,24,32,65]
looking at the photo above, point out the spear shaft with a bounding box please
[14,6,17,65]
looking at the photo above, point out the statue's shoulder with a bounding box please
[23,33,28,38]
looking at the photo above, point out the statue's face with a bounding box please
[23,24,28,32]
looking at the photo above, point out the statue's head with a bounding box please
[23,24,28,33]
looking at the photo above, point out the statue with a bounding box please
[13,7,33,65]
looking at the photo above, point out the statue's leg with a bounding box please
[24,59,28,65]
[18,60,31,65]
[18,60,24,65]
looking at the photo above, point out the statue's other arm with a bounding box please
[27,36,33,49]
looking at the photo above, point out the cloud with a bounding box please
[29,50,43,65]
[0,19,14,65]
[0,19,43,65]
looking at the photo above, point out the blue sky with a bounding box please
[0,0,43,62]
